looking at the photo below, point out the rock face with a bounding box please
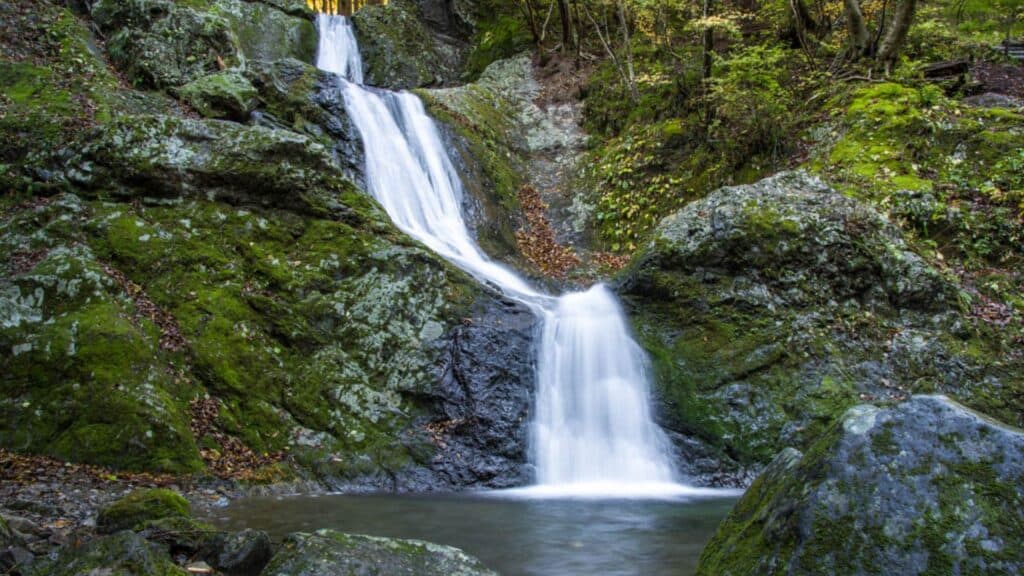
[208,0,318,63]
[696,396,1024,575]
[262,529,498,576]
[618,171,1022,465]
[243,58,365,187]
[1,1,535,489]
[60,113,367,219]
[92,0,240,89]
[352,0,465,89]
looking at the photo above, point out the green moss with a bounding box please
[97,489,191,534]
[418,87,522,211]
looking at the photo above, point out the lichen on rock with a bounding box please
[696,395,1024,575]
[261,529,498,576]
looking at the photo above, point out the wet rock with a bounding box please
[617,171,1018,467]
[244,58,365,186]
[203,528,273,576]
[262,529,497,576]
[417,294,537,489]
[177,71,258,121]
[91,0,239,89]
[97,489,190,534]
[696,396,1024,575]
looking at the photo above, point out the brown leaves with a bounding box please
[515,185,580,279]
[424,418,466,449]
[188,399,284,481]
[0,448,176,488]
[102,263,188,352]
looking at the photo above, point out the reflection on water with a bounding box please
[202,493,737,576]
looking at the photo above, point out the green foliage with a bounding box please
[465,15,532,80]
[580,119,694,251]
[707,44,797,164]
[813,82,1024,267]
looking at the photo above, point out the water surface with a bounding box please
[203,492,737,576]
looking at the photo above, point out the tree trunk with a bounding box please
[877,0,917,70]
[520,0,541,45]
[702,0,714,81]
[843,0,871,57]
[558,0,573,54]
[617,0,637,100]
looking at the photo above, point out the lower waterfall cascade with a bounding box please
[316,14,700,497]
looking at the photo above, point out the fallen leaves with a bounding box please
[102,263,188,352]
[188,398,285,481]
[515,185,580,279]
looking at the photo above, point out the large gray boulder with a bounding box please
[696,395,1024,575]
[617,171,1021,468]
[262,530,497,576]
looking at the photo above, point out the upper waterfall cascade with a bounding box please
[316,16,695,497]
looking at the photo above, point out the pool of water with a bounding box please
[202,491,738,576]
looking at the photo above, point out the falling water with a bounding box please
[316,13,363,83]
[316,16,688,497]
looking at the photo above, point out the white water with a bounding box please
[316,14,363,84]
[316,16,690,498]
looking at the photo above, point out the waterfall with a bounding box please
[316,15,689,497]
[316,14,363,83]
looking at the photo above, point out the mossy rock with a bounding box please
[59,113,372,219]
[262,529,497,576]
[244,58,364,180]
[208,0,317,63]
[26,531,186,576]
[617,171,1023,464]
[97,489,191,534]
[177,70,257,120]
[352,0,462,89]
[138,516,219,554]
[91,0,241,89]
[0,196,204,473]
[696,396,1024,575]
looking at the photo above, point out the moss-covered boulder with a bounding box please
[91,0,240,89]
[208,0,318,63]
[27,531,185,576]
[244,58,364,182]
[97,489,190,534]
[262,529,497,576]
[696,395,1024,575]
[352,0,463,89]
[59,113,369,219]
[0,196,203,473]
[618,171,1022,465]
[177,70,258,120]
